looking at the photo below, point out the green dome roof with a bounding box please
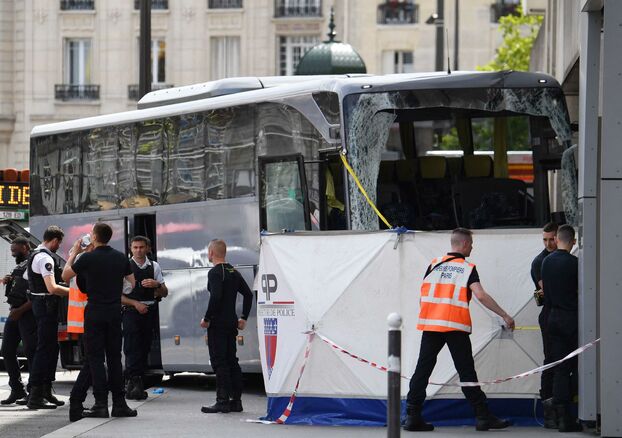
[295,8,366,75]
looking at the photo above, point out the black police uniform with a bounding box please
[202,263,252,413]
[27,247,65,409]
[122,259,160,398]
[541,249,580,431]
[531,248,554,401]
[0,258,37,403]
[71,245,136,417]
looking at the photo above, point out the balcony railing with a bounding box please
[134,0,169,10]
[128,83,174,101]
[208,0,243,8]
[377,2,419,25]
[60,0,94,10]
[55,84,100,101]
[274,1,321,17]
[490,1,519,22]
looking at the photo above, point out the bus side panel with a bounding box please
[154,199,261,372]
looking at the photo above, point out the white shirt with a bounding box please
[25,244,56,295]
[123,257,164,298]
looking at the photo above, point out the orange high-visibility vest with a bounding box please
[417,255,475,333]
[67,279,87,334]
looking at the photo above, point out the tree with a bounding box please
[478,6,543,72]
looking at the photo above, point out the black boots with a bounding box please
[43,383,65,406]
[403,410,434,432]
[555,404,582,432]
[1,386,27,405]
[201,400,231,414]
[26,385,58,410]
[125,376,147,401]
[542,398,559,429]
[83,400,110,418]
[474,403,512,431]
[69,401,87,422]
[229,399,243,413]
[111,398,138,417]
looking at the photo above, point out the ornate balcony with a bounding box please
[134,0,169,10]
[60,0,95,10]
[208,0,243,8]
[377,1,419,25]
[55,84,100,101]
[274,0,321,17]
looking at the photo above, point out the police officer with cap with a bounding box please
[122,235,168,400]
[200,239,253,414]
[26,225,69,410]
[0,236,36,405]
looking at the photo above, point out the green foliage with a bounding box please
[477,6,543,72]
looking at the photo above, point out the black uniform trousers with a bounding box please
[538,306,554,400]
[29,295,60,387]
[0,309,37,391]
[69,332,91,404]
[122,306,155,378]
[84,305,124,402]
[406,331,487,411]
[548,308,578,405]
[207,326,243,402]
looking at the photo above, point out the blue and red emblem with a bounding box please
[264,317,278,378]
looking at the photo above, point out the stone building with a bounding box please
[0,0,515,169]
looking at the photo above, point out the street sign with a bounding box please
[0,210,27,220]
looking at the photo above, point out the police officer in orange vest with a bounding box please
[404,228,516,432]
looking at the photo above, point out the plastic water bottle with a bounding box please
[80,234,91,249]
[152,388,164,394]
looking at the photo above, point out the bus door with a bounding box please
[259,154,311,232]
[129,213,164,378]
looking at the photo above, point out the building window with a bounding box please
[208,0,243,8]
[490,0,519,22]
[382,51,414,74]
[275,0,322,18]
[279,35,320,76]
[134,0,168,9]
[211,37,241,80]
[56,39,98,100]
[152,39,166,84]
[60,0,95,10]
[377,1,419,24]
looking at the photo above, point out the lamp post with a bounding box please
[139,0,152,99]
[426,0,459,72]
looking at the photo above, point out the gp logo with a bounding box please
[261,274,278,300]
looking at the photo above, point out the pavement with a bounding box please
[0,370,590,438]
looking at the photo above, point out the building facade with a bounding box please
[0,0,515,169]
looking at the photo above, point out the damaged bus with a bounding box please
[20,71,572,376]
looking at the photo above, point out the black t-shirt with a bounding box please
[541,249,578,312]
[204,263,253,329]
[530,248,551,290]
[72,246,132,309]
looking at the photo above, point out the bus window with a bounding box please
[136,120,166,204]
[259,155,311,232]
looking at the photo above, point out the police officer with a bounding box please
[541,225,582,432]
[62,222,137,418]
[199,239,252,414]
[122,235,167,400]
[404,228,515,432]
[0,236,36,405]
[26,225,69,410]
[530,222,558,428]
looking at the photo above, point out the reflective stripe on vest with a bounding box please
[67,286,87,334]
[417,255,474,333]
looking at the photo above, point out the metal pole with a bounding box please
[139,0,152,99]
[453,0,459,71]
[387,313,402,438]
[435,0,444,71]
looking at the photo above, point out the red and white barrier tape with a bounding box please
[316,331,601,387]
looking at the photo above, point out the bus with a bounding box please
[22,71,572,378]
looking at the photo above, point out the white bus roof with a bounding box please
[31,71,561,138]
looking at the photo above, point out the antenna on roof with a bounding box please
[445,28,451,75]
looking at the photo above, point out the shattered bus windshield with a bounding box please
[342,86,572,231]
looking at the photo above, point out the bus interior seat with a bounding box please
[452,178,530,229]
[463,155,493,178]
[416,156,455,230]
[446,156,464,182]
